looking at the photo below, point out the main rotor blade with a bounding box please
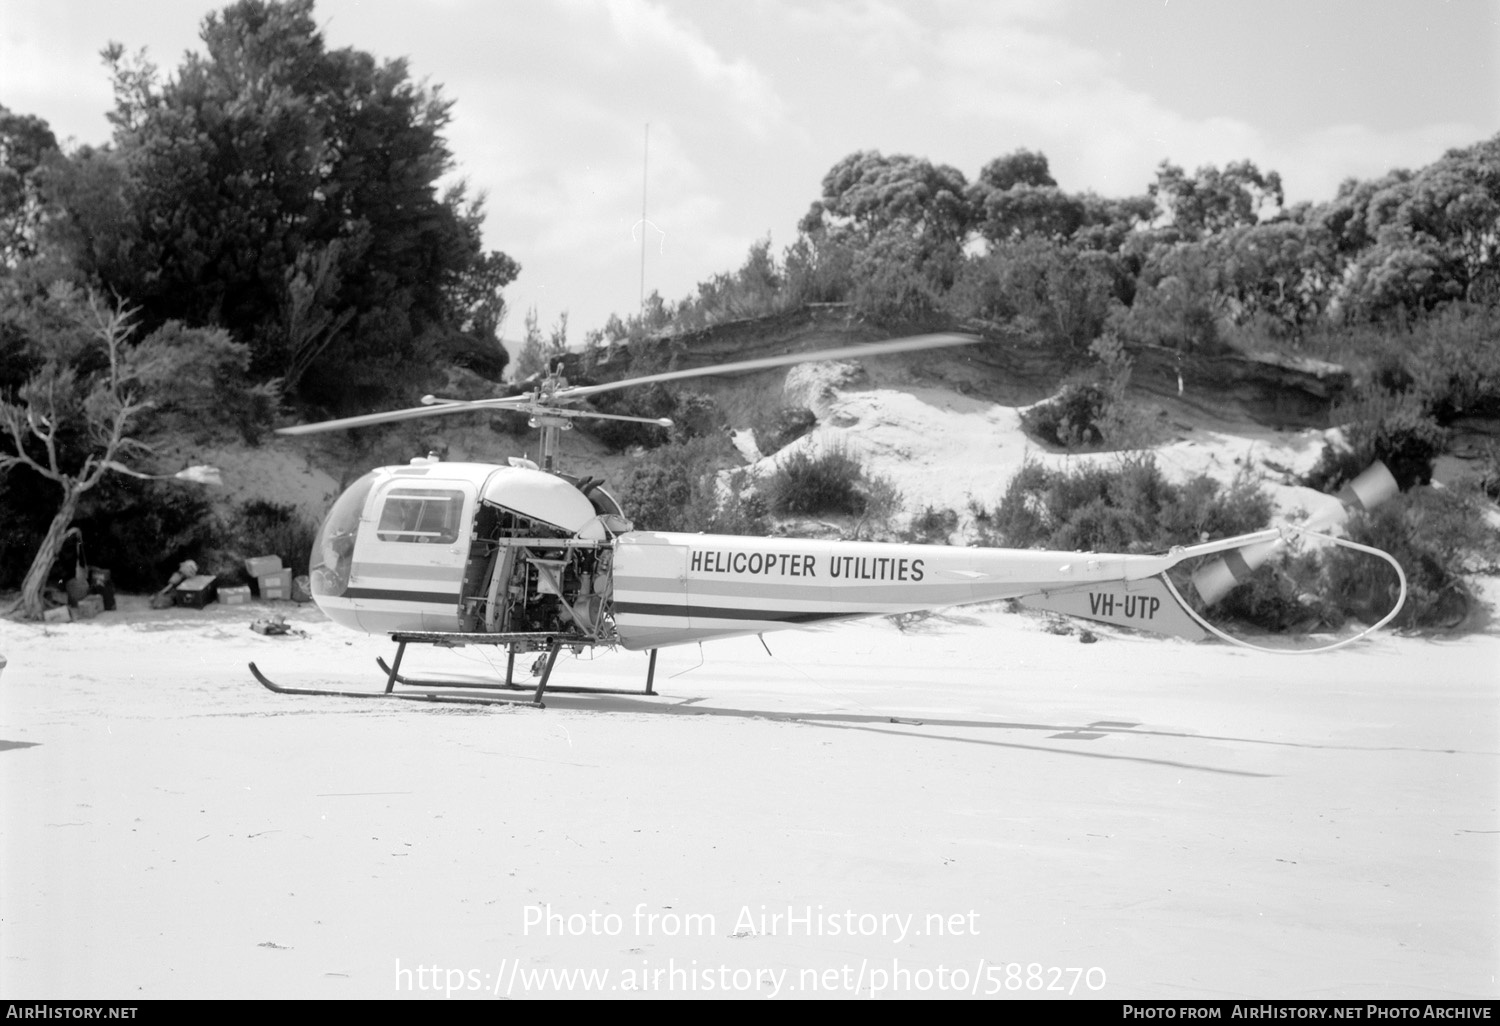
[273,332,982,435]
[554,332,982,402]
[274,395,531,435]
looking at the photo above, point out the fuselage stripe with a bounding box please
[344,587,460,605]
[614,601,867,624]
[352,562,465,581]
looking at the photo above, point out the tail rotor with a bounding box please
[1191,462,1399,606]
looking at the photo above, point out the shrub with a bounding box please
[71,477,221,592]
[1108,244,1226,354]
[674,237,790,329]
[981,455,1273,553]
[903,505,959,544]
[1401,305,1500,423]
[1178,482,1500,634]
[1020,382,1110,449]
[1325,485,1500,629]
[765,445,868,516]
[1206,551,1344,634]
[783,235,856,305]
[853,473,904,539]
[1295,305,1500,428]
[617,435,769,535]
[847,227,953,329]
[1017,334,1157,452]
[945,239,1118,351]
[228,500,320,577]
[971,455,1499,634]
[582,383,676,451]
[1303,388,1448,492]
[670,392,724,441]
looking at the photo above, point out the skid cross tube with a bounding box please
[373,632,664,700]
[252,632,662,707]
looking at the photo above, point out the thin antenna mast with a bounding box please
[639,123,649,318]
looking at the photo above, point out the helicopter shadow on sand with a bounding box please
[536,690,1277,779]
[403,678,1451,779]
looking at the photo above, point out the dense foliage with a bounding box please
[616,435,768,536]
[973,455,1273,554]
[3,0,517,417]
[593,138,1498,390]
[765,446,871,517]
[0,1,523,606]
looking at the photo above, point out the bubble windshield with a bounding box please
[310,471,376,598]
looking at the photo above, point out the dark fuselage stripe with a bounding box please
[614,602,866,624]
[344,587,460,605]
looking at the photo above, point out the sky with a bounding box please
[3,0,1498,348]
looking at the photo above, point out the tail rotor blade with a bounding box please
[1191,461,1399,606]
[1333,460,1399,516]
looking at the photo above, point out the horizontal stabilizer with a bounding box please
[1019,575,1207,641]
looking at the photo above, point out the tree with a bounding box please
[1110,242,1227,353]
[92,0,517,408]
[546,311,569,370]
[966,149,1152,252]
[950,238,1117,350]
[800,151,973,260]
[975,149,1056,192]
[1203,219,1339,337]
[972,184,1087,244]
[1149,159,1284,240]
[1339,235,1460,322]
[798,152,973,319]
[1067,193,1157,255]
[513,307,547,381]
[682,236,785,326]
[1321,134,1500,318]
[0,106,60,267]
[2,292,153,618]
[27,141,137,290]
[849,224,950,326]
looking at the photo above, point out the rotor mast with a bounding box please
[532,415,569,472]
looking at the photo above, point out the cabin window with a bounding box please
[377,489,466,544]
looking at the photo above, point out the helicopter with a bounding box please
[248,332,1407,707]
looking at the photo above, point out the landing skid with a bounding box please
[250,631,660,709]
[248,661,542,707]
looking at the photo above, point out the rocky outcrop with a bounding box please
[1129,346,1350,428]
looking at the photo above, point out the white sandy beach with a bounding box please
[1,591,1495,1000]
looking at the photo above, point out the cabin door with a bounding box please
[350,480,477,632]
